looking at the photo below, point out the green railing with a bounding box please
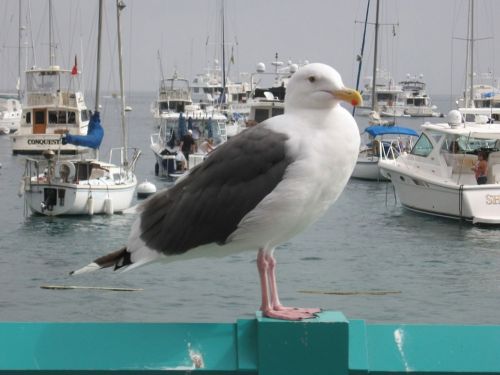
[1,311,499,374]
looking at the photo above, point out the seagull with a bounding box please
[71,63,362,320]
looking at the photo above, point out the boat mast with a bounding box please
[16,0,22,98]
[353,0,371,115]
[220,0,226,107]
[469,0,475,107]
[371,0,380,112]
[95,0,103,113]
[116,0,128,165]
[48,0,54,66]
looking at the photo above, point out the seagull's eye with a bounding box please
[308,76,316,83]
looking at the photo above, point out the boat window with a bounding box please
[81,110,89,122]
[464,114,475,122]
[68,111,76,124]
[272,108,284,117]
[411,133,433,157]
[48,111,58,124]
[442,136,462,153]
[58,111,67,124]
[34,111,45,125]
[377,93,397,101]
[26,111,31,124]
[254,109,269,123]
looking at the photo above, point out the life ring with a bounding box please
[54,161,76,182]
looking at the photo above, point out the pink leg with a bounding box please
[257,249,271,312]
[266,252,321,315]
[257,248,320,320]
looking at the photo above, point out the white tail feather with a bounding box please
[70,262,102,276]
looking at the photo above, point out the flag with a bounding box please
[71,55,78,75]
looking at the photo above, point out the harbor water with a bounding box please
[0,94,499,324]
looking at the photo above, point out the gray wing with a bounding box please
[138,124,293,255]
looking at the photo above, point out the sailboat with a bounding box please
[356,0,405,120]
[458,0,500,123]
[0,0,24,135]
[20,0,140,216]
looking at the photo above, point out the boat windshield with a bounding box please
[441,134,498,154]
[26,70,81,94]
[411,133,433,157]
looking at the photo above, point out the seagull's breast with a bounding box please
[227,108,360,249]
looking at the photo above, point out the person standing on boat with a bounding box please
[180,129,195,167]
[473,151,488,185]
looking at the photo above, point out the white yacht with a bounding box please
[10,65,91,155]
[20,0,140,216]
[379,110,500,224]
[359,69,405,118]
[150,75,227,179]
[399,74,440,117]
[0,94,22,134]
[352,125,419,181]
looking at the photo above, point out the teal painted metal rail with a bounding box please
[1,311,500,374]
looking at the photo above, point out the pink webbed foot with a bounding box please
[275,305,322,315]
[262,307,320,321]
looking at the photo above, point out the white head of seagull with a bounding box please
[285,63,362,112]
[70,62,362,321]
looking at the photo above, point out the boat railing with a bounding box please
[378,137,415,161]
[26,91,80,108]
[108,147,141,173]
[27,93,58,106]
[158,89,191,102]
[150,132,161,149]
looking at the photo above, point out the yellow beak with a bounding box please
[333,88,363,107]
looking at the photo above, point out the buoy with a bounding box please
[104,197,114,215]
[137,180,157,199]
[87,196,94,215]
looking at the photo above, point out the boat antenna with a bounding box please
[157,50,166,83]
[371,0,380,112]
[116,0,128,165]
[352,0,371,116]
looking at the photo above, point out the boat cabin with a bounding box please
[409,123,500,184]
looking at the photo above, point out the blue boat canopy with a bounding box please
[364,125,419,137]
[62,111,104,149]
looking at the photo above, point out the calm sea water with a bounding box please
[0,94,499,324]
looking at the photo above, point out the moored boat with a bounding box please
[379,110,500,224]
[352,125,418,181]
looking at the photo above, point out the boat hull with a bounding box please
[24,181,136,216]
[381,163,500,224]
[351,159,389,181]
[11,133,90,155]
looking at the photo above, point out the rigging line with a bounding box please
[352,0,371,116]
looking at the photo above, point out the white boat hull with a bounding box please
[351,159,389,181]
[11,133,89,155]
[24,180,136,216]
[380,163,500,224]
